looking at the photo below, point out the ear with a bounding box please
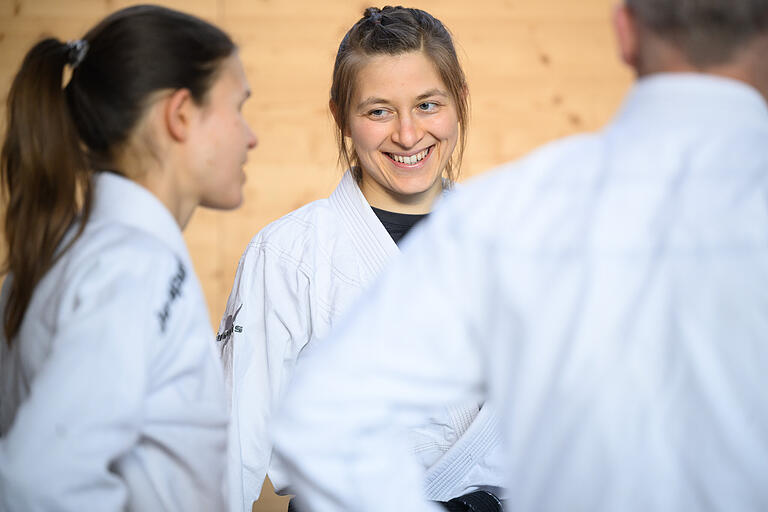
[329,99,350,137]
[164,88,197,142]
[613,3,640,70]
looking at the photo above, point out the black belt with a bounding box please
[439,490,504,512]
[288,490,503,511]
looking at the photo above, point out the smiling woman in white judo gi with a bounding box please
[0,5,257,511]
[217,6,504,512]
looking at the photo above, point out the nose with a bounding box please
[391,112,423,149]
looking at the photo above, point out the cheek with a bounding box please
[349,120,388,154]
[431,114,460,144]
[209,122,240,171]
[194,119,222,153]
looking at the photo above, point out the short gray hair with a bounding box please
[626,0,768,65]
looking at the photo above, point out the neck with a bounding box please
[636,33,768,103]
[133,169,197,229]
[115,151,197,230]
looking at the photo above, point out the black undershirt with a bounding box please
[371,206,429,245]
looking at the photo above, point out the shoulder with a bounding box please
[434,133,607,247]
[255,198,341,247]
[464,133,604,204]
[53,221,188,314]
[241,197,361,277]
[13,220,193,363]
[77,220,183,276]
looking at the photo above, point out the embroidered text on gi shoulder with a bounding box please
[157,259,187,333]
[217,303,243,345]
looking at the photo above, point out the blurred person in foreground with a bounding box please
[271,0,768,510]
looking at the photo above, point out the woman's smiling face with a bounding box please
[347,50,459,212]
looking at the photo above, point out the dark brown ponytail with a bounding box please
[1,38,92,343]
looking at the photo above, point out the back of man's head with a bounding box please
[627,0,768,67]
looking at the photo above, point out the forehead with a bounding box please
[353,51,447,102]
[210,54,249,96]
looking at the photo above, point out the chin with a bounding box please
[201,194,243,211]
[394,175,442,196]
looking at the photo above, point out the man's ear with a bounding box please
[613,3,640,70]
[165,88,196,142]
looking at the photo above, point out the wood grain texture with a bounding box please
[0,1,633,510]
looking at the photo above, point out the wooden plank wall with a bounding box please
[0,1,633,510]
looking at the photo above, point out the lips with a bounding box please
[384,145,434,167]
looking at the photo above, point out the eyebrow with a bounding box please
[356,88,449,110]
[416,88,449,101]
[238,89,251,107]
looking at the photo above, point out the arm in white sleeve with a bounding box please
[271,202,497,512]
[218,239,312,512]
[0,270,151,512]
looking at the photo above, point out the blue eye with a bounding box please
[418,102,438,112]
[366,108,392,120]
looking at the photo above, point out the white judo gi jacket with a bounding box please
[0,172,228,512]
[218,171,504,512]
[271,74,768,512]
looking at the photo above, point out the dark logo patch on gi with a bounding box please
[217,303,243,346]
[157,259,187,333]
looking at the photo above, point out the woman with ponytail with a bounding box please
[0,5,257,510]
[218,6,504,511]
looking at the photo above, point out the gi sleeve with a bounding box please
[270,196,501,512]
[0,260,158,512]
[217,239,312,512]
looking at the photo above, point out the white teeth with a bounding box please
[389,147,430,165]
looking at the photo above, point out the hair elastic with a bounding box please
[368,9,382,24]
[66,39,89,69]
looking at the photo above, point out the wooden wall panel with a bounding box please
[0,1,633,510]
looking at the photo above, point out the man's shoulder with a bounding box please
[474,133,605,194]
[444,133,606,231]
